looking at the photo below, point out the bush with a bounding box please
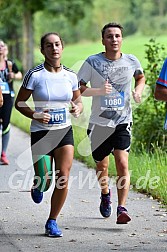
[132,38,167,152]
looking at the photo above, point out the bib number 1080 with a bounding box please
[104,97,122,106]
[101,91,124,110]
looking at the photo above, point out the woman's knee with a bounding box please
[55,169,70,188]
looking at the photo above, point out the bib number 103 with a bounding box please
[48,108,66,125]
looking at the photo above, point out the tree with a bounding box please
[0,0,92,73]
[0,0,22,64]
[21,0,46,73]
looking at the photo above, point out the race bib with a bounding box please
[101,91,124,111]
[48,108,66,125]
[0,81,10,94]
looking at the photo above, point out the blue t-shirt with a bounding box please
[156,58,167,87]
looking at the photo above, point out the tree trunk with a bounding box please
[22,7,34,74]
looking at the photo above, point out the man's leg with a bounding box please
[96,156,109,194]
[114,149,131,224]
[88,124,113,218]
[96,156,112,218]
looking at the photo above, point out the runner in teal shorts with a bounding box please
[15,32,83,237]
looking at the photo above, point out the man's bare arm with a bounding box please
[154,84,167,102]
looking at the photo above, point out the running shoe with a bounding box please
[100,190,112,218]
[31,187,43,204]
[0,151,9,165]
[45,219,63,237]
[116,205,131,224]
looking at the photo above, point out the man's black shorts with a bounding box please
[87,123,132,162]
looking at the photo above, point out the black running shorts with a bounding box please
[31,126,74,156]
[87,123,132,162]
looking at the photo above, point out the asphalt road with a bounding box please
[0,125,166,252]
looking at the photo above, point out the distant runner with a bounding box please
[154,58,167,129]
[0,40,22,165]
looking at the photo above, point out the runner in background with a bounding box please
[154,58,167,101]
[0,40,22,165]
[154,58,167,129]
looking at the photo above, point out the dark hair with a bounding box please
[101,22,123,38]
[40,32,64,49]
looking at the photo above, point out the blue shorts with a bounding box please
[87,123,132,162]
[31,126,74,157]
